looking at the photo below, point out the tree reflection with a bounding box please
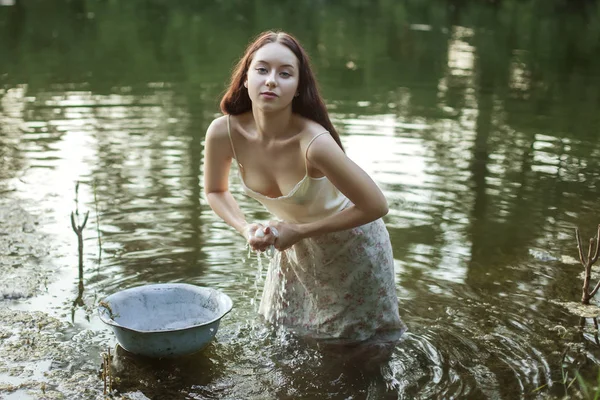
[2,1,600,397]
[1,0,598,279]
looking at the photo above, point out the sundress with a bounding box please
[227,116,406,344]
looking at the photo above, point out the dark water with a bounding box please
[1,0,600,398]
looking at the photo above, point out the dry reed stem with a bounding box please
[577,224,600,304]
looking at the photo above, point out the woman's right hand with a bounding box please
[245,223,277,252]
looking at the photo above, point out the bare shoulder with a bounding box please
[205,115,230,141]
[295,117,333,148]
[204,115,235,161]
[297,117,327,135]
[295,120,338,162]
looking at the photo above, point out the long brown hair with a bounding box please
[220,31,344,151]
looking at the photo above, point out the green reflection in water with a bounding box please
[1,0,600,399]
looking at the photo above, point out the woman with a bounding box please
[203,31,405,352]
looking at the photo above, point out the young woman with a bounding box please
[203,31,406,352]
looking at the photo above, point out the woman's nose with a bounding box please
[265,73,276,87]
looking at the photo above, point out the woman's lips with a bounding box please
[260,92,278,99]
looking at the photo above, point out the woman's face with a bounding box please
[245,42,299,112]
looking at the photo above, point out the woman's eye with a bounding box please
[280,72,291,78]
[256,67,268,74]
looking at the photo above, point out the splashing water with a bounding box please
[272,253,288,324]
[248,227,289,324]
[247,243,265,312]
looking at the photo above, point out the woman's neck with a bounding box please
[251,105,294,140]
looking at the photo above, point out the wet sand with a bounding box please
[0,197,111,399]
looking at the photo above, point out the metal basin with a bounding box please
[98,283,233,358]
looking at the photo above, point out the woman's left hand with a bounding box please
[267,220,303,251]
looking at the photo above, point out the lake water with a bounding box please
[1,1,600,398]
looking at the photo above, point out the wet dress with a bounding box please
[227,116,406,344]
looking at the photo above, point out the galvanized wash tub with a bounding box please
[98,283,233,358]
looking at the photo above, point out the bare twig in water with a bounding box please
[71,210,89,272]
[71,277,85,323]
[576,224,600,305]
[70,181,89,322]
[71,181,89,271]
[102,348,113,395]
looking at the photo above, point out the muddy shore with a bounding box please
[0,196,121,399]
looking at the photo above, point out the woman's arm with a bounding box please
[203,117,275,251]
[203,117,249,237]
[302,132,388,232]
[272,132,388,250]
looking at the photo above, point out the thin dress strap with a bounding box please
[227,115,243,169]
[304,131,329,174]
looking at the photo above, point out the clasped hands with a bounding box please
[245,221,301,254]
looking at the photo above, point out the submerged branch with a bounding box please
[590,281,600,299]
[71,210,89,273]
[588,238,594,268]
[577,225,600,305]
[592,225,600,265]
[70,182,90,321]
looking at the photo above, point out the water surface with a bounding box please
[1,1,600,398]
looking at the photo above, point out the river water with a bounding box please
[1,1,600,399]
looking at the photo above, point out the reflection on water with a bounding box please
[2,0,600,398]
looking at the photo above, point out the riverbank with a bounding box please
[0,197,53,300]
[0,196,109,399]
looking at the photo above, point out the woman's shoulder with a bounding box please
[293,117,340,162]
[295,116,329,142]
[206,113,250,140]
[206,115,229,138]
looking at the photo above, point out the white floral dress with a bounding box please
[227,120,406,344]
[259,217,406,343]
